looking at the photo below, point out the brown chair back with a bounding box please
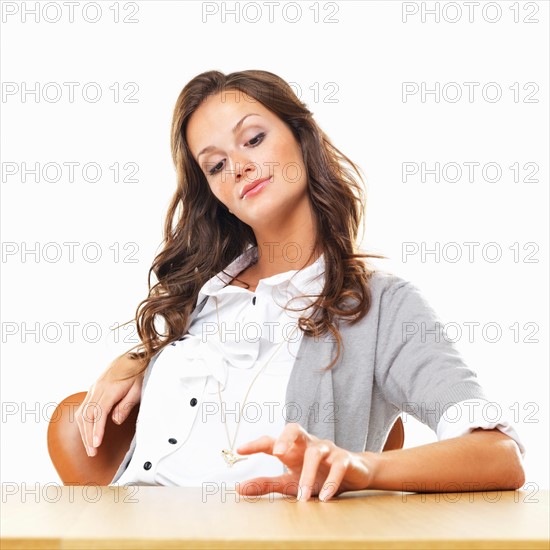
[47,391,405,485]
[47,392,139,486]
[382,416,405,452]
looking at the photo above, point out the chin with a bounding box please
[241,209,275,223]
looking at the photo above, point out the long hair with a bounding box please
[114,69,387,381]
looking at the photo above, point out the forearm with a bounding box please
[362,428,525,493]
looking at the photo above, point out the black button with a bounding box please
[143,461,152,470]
[190,398,198,406]
[252,296,256,305]
[168,438,177,444]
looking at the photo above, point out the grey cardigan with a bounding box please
[110,270,487,484]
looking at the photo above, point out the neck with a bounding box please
[250,198,321,278]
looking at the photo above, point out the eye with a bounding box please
[208,161,224,176]
[206,132,266,176]
[247,132,266,147]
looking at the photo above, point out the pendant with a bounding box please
[221,449,248,467]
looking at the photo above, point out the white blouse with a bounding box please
[113,245,525,487]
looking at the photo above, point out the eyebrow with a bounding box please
[196,113,261,161]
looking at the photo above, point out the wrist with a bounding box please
[357,450,382,490]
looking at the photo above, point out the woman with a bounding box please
[76,70,526,501]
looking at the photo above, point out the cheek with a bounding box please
[261,139,303,178]
[207,181,226,204]
[276,140,299,162]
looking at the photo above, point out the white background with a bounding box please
[1,0,548,490]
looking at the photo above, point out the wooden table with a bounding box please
[1,486,548,549]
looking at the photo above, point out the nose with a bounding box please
[226,153,258,182]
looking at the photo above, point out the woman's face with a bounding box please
[186,90,309,229]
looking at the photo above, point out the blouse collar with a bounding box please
[196,243,326,303]
[172,245,326,393]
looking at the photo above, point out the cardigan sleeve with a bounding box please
[374,278,490,433]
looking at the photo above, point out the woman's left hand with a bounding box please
[234,422,377,502]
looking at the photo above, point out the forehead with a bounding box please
[186,90,271,155]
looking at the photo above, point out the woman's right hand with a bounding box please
[75,353,146,457]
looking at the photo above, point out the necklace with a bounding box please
[214,295,300,467]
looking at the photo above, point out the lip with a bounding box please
[240,176,272,200]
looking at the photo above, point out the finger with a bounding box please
[76,389,95,457]
[78,388,101,456]
[85,399,105,456]
[235,435,275,455]
[79,393,102,457]
[298,443,331,501]
[90,391,119,448]
[111,379,141,425]
[236,476,290,497]
[318,460,349,502]
[110,398,138,425]
[272,422,307,455]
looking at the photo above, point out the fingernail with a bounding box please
[319,489,329,502]
[88,446,96,457]
[93,435,99,447]
[273,443,287,455]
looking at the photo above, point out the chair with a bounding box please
[47,391,405,486]
[47,392,139,486]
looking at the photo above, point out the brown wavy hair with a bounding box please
[114,69,387,381]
